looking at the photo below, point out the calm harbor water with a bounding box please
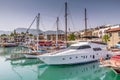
[0,47,120,80]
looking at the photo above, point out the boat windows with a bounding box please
[68,45,91,49]
[62,58,65,60]
[69,57,72,59]
[83,56,85,58]
[106,54,109,58]
[93,55,95,59]
[81,56,86,59]
[93,48,102,51]
[76,56,78,58]
[68,46,80,49]
[96,53,99,55]
[90,55,92,57]
[78,45,91,49]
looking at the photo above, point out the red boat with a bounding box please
[101,55,120,74]
[111,55,120,67]
[39,41,52,46]
[111,55,120,60]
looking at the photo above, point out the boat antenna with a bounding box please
[36,13,40,51]
[65,1,68,47]
[85,8,87,36]
[56,17,59,47]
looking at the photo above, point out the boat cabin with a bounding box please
[69,41,106,50]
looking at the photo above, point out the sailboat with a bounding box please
[37,2,111,65]
[54,17,66,49]
[23,13,47,58]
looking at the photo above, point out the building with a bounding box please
[79,29,93,38]
[106,27,120,47]
[44,30,65,41]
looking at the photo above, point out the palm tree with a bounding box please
[68,33,75,41]
[29,34,33,37]
[102,34,110,43]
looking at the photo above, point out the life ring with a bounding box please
[115,60,120,67]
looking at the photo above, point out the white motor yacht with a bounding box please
[38,41,111,65]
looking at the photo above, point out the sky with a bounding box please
[0,0,120,31]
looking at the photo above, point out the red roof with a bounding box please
[106,27,120,32]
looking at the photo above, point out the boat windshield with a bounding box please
[68,45,91,49]
[68,46,80,49]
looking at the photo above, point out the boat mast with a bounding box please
[36,13,40,51]
[65,1,68,46]
[56,17,59,47]
[85,8,87,36]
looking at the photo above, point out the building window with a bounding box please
[109,33,112,37]
[118,32,120,37]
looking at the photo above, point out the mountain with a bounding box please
[0,30,11,35]
[44,30,65,35]
[15,28,43,35]
[0,28,64,35]
[15,28,64,35]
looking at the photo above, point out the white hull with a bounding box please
[39,50,109,65]
[23,50,47,59]
[24,54,39,59]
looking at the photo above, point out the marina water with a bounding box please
[0,47,120,80]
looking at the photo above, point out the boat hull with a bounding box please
[39,52,109,65]
[24,54,39,59]
[38,41,111,65]
[23,50,47,59]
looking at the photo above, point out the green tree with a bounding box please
[21,32,25,34]
[102,34,110,43]
[10,32,14,36]
[0,34,7,37]
[14,30,17,36]
[29,34,33,37]
[68,33,75,41]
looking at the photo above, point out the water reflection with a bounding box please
[38,62,120,80]
[0,47,25,56]
[10,58,42,67]
[38,62,107,80]
[1,47,120,80]
[9,58,42,80]
[103,69,120,80]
